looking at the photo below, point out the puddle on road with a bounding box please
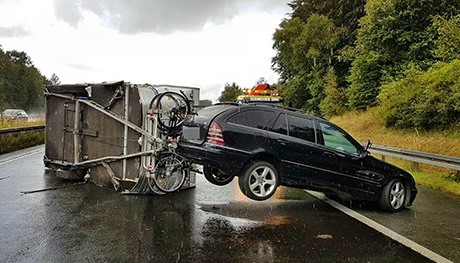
[191,204,262,246]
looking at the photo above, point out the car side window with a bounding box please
[287,115,316,143]
[270,113,287,135]
[227,110,274,130]
[320,122,359,155]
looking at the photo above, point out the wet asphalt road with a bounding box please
[335,187,460,262]
[0,145,451,262]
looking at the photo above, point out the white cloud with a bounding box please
[0,25,30,37]
[0,0,290,102]
[53,0,288,35]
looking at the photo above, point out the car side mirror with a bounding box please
[361,140,372,158]
[364,140,372,151]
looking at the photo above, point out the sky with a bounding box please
[0,0,291,102]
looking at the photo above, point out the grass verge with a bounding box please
[382,157,460,196]
[0,120,45,129]
[330,110,460,196]
[0,131,45,155]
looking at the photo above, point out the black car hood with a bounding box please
[371,155,415,184]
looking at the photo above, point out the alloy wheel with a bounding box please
[390,181,405,210]
[248,166,277,198]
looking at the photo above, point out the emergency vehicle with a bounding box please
[236,84,283,105]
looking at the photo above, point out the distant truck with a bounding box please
[236,84,283,105]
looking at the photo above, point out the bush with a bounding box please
[378,60,460,130]
[0,131,45,155]
[443,171,460,183]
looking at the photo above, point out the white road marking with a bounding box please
[0,148,45,166]
[306,190,454,263]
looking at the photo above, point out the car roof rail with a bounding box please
[213,102,241,106]
[211,102,327,120]
[245,103,327,120]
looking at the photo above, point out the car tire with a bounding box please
[203,166,234,186]
[238,161,279,201]
[379,178,406,212]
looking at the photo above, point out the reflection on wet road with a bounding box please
[333,185,460,262]
[0,146,434,262]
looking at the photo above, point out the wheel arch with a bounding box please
[237,155,280,201]
[381,175,412,208]
[238,151,283,180]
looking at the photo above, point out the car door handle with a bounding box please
[277,138,290,146]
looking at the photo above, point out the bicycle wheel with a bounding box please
[152,153,186,192]
[150,91,190,132]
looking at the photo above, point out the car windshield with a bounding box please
[2,110,16,116]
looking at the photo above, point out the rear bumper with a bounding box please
[178,142,251,176]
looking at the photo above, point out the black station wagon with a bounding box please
[179,104,417,212]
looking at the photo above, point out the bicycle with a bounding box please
[144,91,193,193]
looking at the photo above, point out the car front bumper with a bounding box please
[408,187,417,206]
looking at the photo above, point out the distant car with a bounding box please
[179,104,417,212]
[1,109,28,122]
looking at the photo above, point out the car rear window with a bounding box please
[227,110,275,130]
[287,115,316,143]
[196,105,235,118]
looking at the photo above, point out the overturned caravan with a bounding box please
[44,81,200,194]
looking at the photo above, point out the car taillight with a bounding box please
[206,122,225,146]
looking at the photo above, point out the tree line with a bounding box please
[271,0,460,130]
[0,45,59,113]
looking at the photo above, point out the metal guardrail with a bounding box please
[368,144,460,171]
[2,125,458,172]
[0,125,45,137]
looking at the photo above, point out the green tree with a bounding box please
[281,0,366,86]
[320,67,347,117]
[50,73,61,85]
[0,46,46,111]
[273,14,345,112]
[348,0,460,110]
[254,77,268,87]
[218,82,242,102]
[433,15,460,61]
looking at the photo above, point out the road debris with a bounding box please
[20,181,87,194]
[314,234,333,240]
